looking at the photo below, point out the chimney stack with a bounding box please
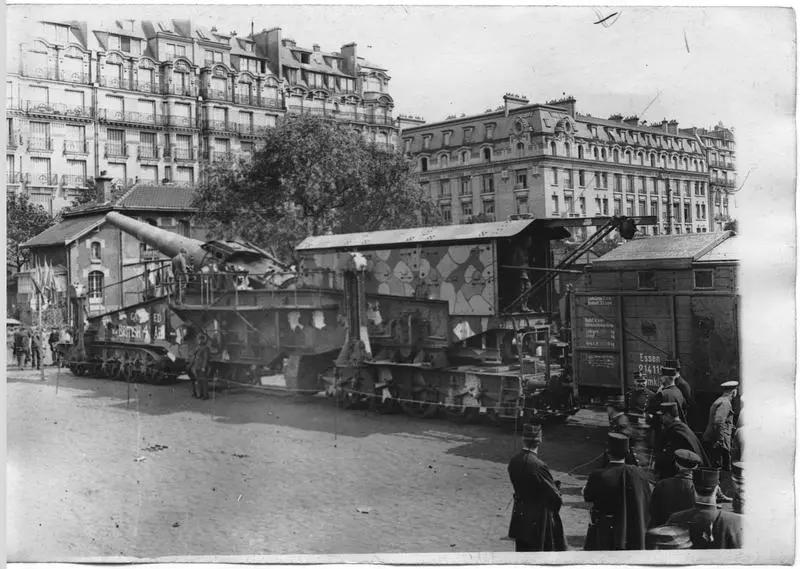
[503,93,530,117]
[94,172,115,204]
[623,115,639,126]
[313,44,320,52]
[545,95,576,117]
[667,119,679,134]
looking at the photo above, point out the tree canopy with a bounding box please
[191,115,439,262]
[7,192,57,272]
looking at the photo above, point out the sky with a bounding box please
[4,2,799,559]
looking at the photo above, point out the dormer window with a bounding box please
[422,135,431,150]
[300,52,310,64]
[443,131,452,146]
[463,127,474,143]
[485,123,495,140]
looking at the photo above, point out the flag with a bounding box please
[30,262,44,295]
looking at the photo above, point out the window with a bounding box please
[107,128,125,155]
[29,121,51,150]
[551,195,559,214]
[550,141,557,156]
[614,174,622,192]
[564,143,571,157]
[625,198,633,216]
[439,154,449,168]
[551,167,558,185]
[419,157,428,172]
[483,199,495,217]
[602,172,608,188]
[601,148,607,160]
[66,159,87,184]
[463,127,473,143]
[578,170,586,187]
[460,177,471,195]
[422,136,431,150]
[650,155,656,167]
[241,141,254,155]
[176,166,194,184]
[30,157,52,184]
[485,125,495,139]
[627,175,635,192]
[602,198,609,215]
[594,171,601,188]
[482,174,494,193]
[515,170,527,189]
[595,197,602,215]
[650,200,658,217]
[565,195,574,214]
[460,150,469,163]
[482,147,492,162]
[443,132,452,146]
[694,270,714,289]
[88,271,104,300]
[613,198,621,215]
[516,195,528,214]
[578,145,584,159]
[577,196,586,215]
[140,165,158,182]
[175,134,192,159]
[139,132,157,158]
[440,203,452,222]
[440,179,451,197]
[613,149,619,162]
[121,36,131,53]
[108,35,120,51]
[461,200,473,217]
[637,271,656,290]
[683,203,691,222]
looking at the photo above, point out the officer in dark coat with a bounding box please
[666,468,743,549]
[667,359,694,410]
[649,449,701,527]
[702,381,739,471]
[605,396,639,466]
[654,402,709,480]
[584,433,652,550]
[507,423,566,552]
[648,366,687,424]
[626,372,655,423]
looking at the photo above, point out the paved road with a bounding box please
[8,365,613,560]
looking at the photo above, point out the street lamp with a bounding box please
[658,168,672,234]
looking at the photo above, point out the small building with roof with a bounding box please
[570,230,738,419]
[18,176,205,324]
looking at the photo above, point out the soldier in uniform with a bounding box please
[649,449,702,527]
[584,433,652,550]
[606,396,639,466]
[171,247,189,305]
[190,334,211,400]
[507,423,566,552]
[626,372,655,424]
[648,365,687,424]
[666,468,743,549]
[702,381,739,471]
[653,402,709,480]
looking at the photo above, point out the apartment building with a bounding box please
[694,124,736,230]
[6,19,398,215]
[402,95,734,236]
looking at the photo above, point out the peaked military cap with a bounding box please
[721,380,739,390]
[607,432,629,458]
[663,358,680,370]
[646,525,692,550]
[693,468,720,494]
[674,449,702,469]
[633,371,647,383]
[659,401,680,417]
[661,365,677,376]
[522,423,542,441]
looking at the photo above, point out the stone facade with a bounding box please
[7,19,398,216]
[403,95,735,236]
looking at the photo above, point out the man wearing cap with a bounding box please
[584,433,652,550]
[190,334,211,400]
[507,423,566,552]
[649,449,702,527]
[648,366,687,424]
[667,359,695,413]
[654,401,709,479]
[702,381,739,471]
[605,396,639,466]
[172,247,189,305]
[626,372,655,423]
[666,468,743,549]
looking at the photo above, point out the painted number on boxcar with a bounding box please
[637,352,663,389]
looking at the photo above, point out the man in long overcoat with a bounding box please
[649,449,701,527]
[653,402,709,479]
[648,367,687,424]
[190,334,211,400]
[584,433,652,550]
[666,468,743,549]
[702,381,739,471]
[507,423,566,552]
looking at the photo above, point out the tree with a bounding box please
[192,115,440,262]
[723,219,737,232]
[7,192,57,272]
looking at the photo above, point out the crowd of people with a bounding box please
[8,326,67,370]
[507,362,743,551]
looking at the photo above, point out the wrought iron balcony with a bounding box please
[6,171,26,184]
[163,84,196,97]
[59,71,91,84]
[27,173,59,186]
[23,67,58,80]
[99,108,164,125]
[258,97,282,110]
[234,93,255,106]
[25,101,93,119]
[167,115,195,128]
[27,137,53,151]
[711,178,736,188]
[104,142,128,158]
[7,131,21,148]
[61,174,89,187]
[63,139,89,154]
[201,118,235,132]
[133,81,160,94]
[202,88,229,101]
[172,146,195,161]
[368,115,395,126]
[100,76,131,90]
[137,145,160,160]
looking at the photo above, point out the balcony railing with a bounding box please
[202,88,229,101]
[201,118,235,132]
[7,171,26,184]
[7,131,21,148]
[99,109,164,125]
[137,145,160,160]
[25,101,93,119]
[172,146,196,161]
[100,76,131,90]
[709,158,735,170]
[163,84,196,97]
[23,67,58,80]
[27,137,53,151]
[258,97,282,110]
[368,115,395,126]
[61,174,90,187]
[104,143,129,158]
[167,115,195,128]
[63,139,89,154]
[711,178,736,188]
[27,173,59,186]
[234,93,255,106]
[133,81,160,94]
[59,71,91,84]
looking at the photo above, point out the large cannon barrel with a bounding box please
[104,211,207,266]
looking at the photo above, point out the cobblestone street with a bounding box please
[8,365,611,560]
